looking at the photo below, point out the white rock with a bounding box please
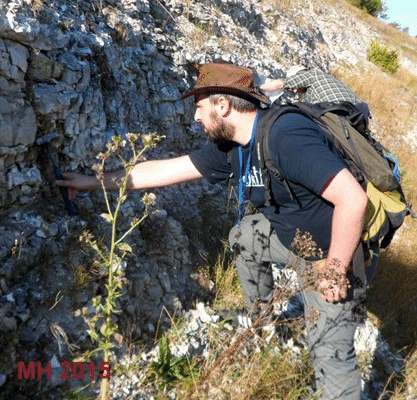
[237,314,252,328]
[186,317,200,333]
[354,319,378,355]
[172,343,189,358]
[189,337,200,350]
[195,302,214,323]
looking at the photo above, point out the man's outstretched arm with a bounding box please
[56,155,203,198]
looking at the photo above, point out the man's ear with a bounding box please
[213,95,232,117]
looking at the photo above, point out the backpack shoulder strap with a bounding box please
[256,103,311,207]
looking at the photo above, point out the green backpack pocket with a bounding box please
[363,181,408,245]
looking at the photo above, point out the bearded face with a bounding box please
[203,110,235,143]
[194,94,236,143]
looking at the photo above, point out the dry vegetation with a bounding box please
[212,260,245,312]
[153,248,316,400]
[392,350,417,399]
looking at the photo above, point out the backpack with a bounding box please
[256,101,415,249]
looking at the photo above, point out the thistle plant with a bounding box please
[78,132,162,400]
[150,335,196,389]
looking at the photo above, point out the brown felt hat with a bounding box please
[182,63,270,107]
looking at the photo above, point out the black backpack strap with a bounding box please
[292,102,329,119]
[296,101,355,116]
[297,101,369,134]
[256,103,305,208]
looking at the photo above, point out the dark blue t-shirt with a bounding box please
[189,112,346,256]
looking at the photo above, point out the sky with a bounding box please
[383,0,417,36]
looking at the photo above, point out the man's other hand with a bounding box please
[314,258,350,303]
[55,173,97,200]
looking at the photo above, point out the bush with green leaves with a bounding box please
[367,40,400,74]
[348,0,384,16]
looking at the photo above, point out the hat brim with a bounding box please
[181,85,270,106]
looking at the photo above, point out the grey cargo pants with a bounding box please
[229,213,366,400]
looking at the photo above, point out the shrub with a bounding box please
[347,0,384,16]
[361,0,384,16]
[367,40,400,73]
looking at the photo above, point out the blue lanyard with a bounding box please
[238,113,259,223]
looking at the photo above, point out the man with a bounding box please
[57,63,368,399]
[260,65,371,127]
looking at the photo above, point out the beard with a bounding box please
[204,111,235,143]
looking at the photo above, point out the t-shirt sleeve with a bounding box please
[269,113,346,194]
[189,141,232,184]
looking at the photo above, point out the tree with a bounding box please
[361,0,384,16]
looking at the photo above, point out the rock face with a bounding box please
[0,0,415,398]
[0,38,37,147]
